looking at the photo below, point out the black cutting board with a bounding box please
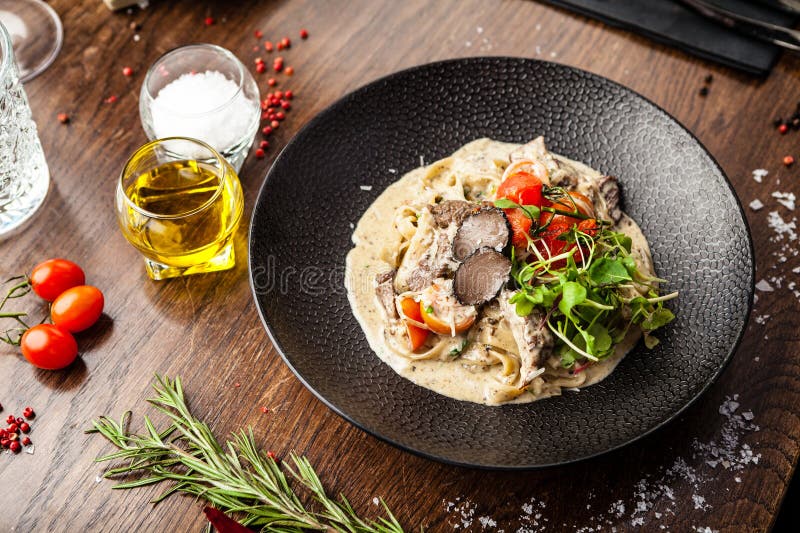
[541,0,797,76]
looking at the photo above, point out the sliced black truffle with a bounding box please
[454,248,512,306]
[452,207,510,261]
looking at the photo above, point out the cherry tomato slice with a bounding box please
[29,259,85,302]
[504,208,533,251]
[577,218,600,237]
[419,301,476,335]
[496,172,544,207]
[21,324,78,370]
[539,191,595,227]
[400,297,429,351]
[50,285,104,333]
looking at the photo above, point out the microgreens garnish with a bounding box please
[508,224,676,368]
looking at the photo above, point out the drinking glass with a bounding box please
[139,44,260,173]
[0,19,49,238]
[115,138,244,280]
[0,0,63,83]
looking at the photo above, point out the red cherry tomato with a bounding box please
[504,208,533,251]
[50,285,104,332]
[400,297,429,351]
[496,172,544,207]
[536,221,572,260]
[577,218,600,237]
[539,191,594,227]
[20,324,78,370]
[29,259,85,301]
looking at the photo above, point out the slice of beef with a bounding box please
[454,248,512,306]
[452,207,510,261]
[499,290,553,388]
[401,229,455,291]
[375,270,398,320]
[598,175,622,223]
[429,200,480,229]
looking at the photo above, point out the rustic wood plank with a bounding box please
[1,0,798,531]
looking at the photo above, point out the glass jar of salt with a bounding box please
[140,44,260,172]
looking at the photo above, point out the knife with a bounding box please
[679,0,800,52]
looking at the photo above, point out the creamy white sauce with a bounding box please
[345,139,654,405]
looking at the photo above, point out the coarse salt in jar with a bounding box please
[139,44,260,172]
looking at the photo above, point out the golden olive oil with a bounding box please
[119,159,243,275]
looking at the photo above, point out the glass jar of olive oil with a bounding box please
[115,138,244,280]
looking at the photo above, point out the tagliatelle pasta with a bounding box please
[346,138,661,405]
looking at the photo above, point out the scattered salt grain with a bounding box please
[478,516,497,528]
[388,168,398,174]
[95,475,102,483]
[767,211,797,240]
[772,191,796,210]
[133,34,140,42]
[752,169,768,183]
[692,494,708,510]
[749,199,764,211]
[755,279,774,292]
[359,185,373,191]
[372,497,380,505]
[25,445,34,455]
[349,222,354,229]
[420,155,426,166]
[754,314,770,324]
[150,70,259,155]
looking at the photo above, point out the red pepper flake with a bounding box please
[57,113,70,124]
[281,101,291,110]
[262,126,273,136]
[254,57,264,65]
[22,407,34,419]
[260,406,269,413]
[19,422,29,434]
[267,450,278,460]
[9,441,20,453]
[254,30,263,39]
[276,42,284,51]
[284,90,293,100]
[234,382,240,388]
[779,124,789,134]
[255,148,265,159]
[6,414,15,424]
[256,63,266,74]
[204,16,215,26]
[122,66,134,77]
[267,78,276,87]
[264,41,273,52]
[270,120,280,129]
[300,29,309,39]
[276,111,286,121]
[105,95,118,104]
[784,155,795,167]
[260,140,269,148]
[274,91,283,99]
[252,45,258,52]
[280,37,291,49]
[21,437,31,446]
[284,66,294,76]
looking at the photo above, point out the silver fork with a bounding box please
[679,0,800,51]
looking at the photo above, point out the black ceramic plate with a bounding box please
[249,58,753,469]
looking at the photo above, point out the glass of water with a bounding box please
[0,20,49,238]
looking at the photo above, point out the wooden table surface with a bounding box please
[1,0,798,531]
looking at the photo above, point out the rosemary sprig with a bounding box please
[88,374,405,533]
